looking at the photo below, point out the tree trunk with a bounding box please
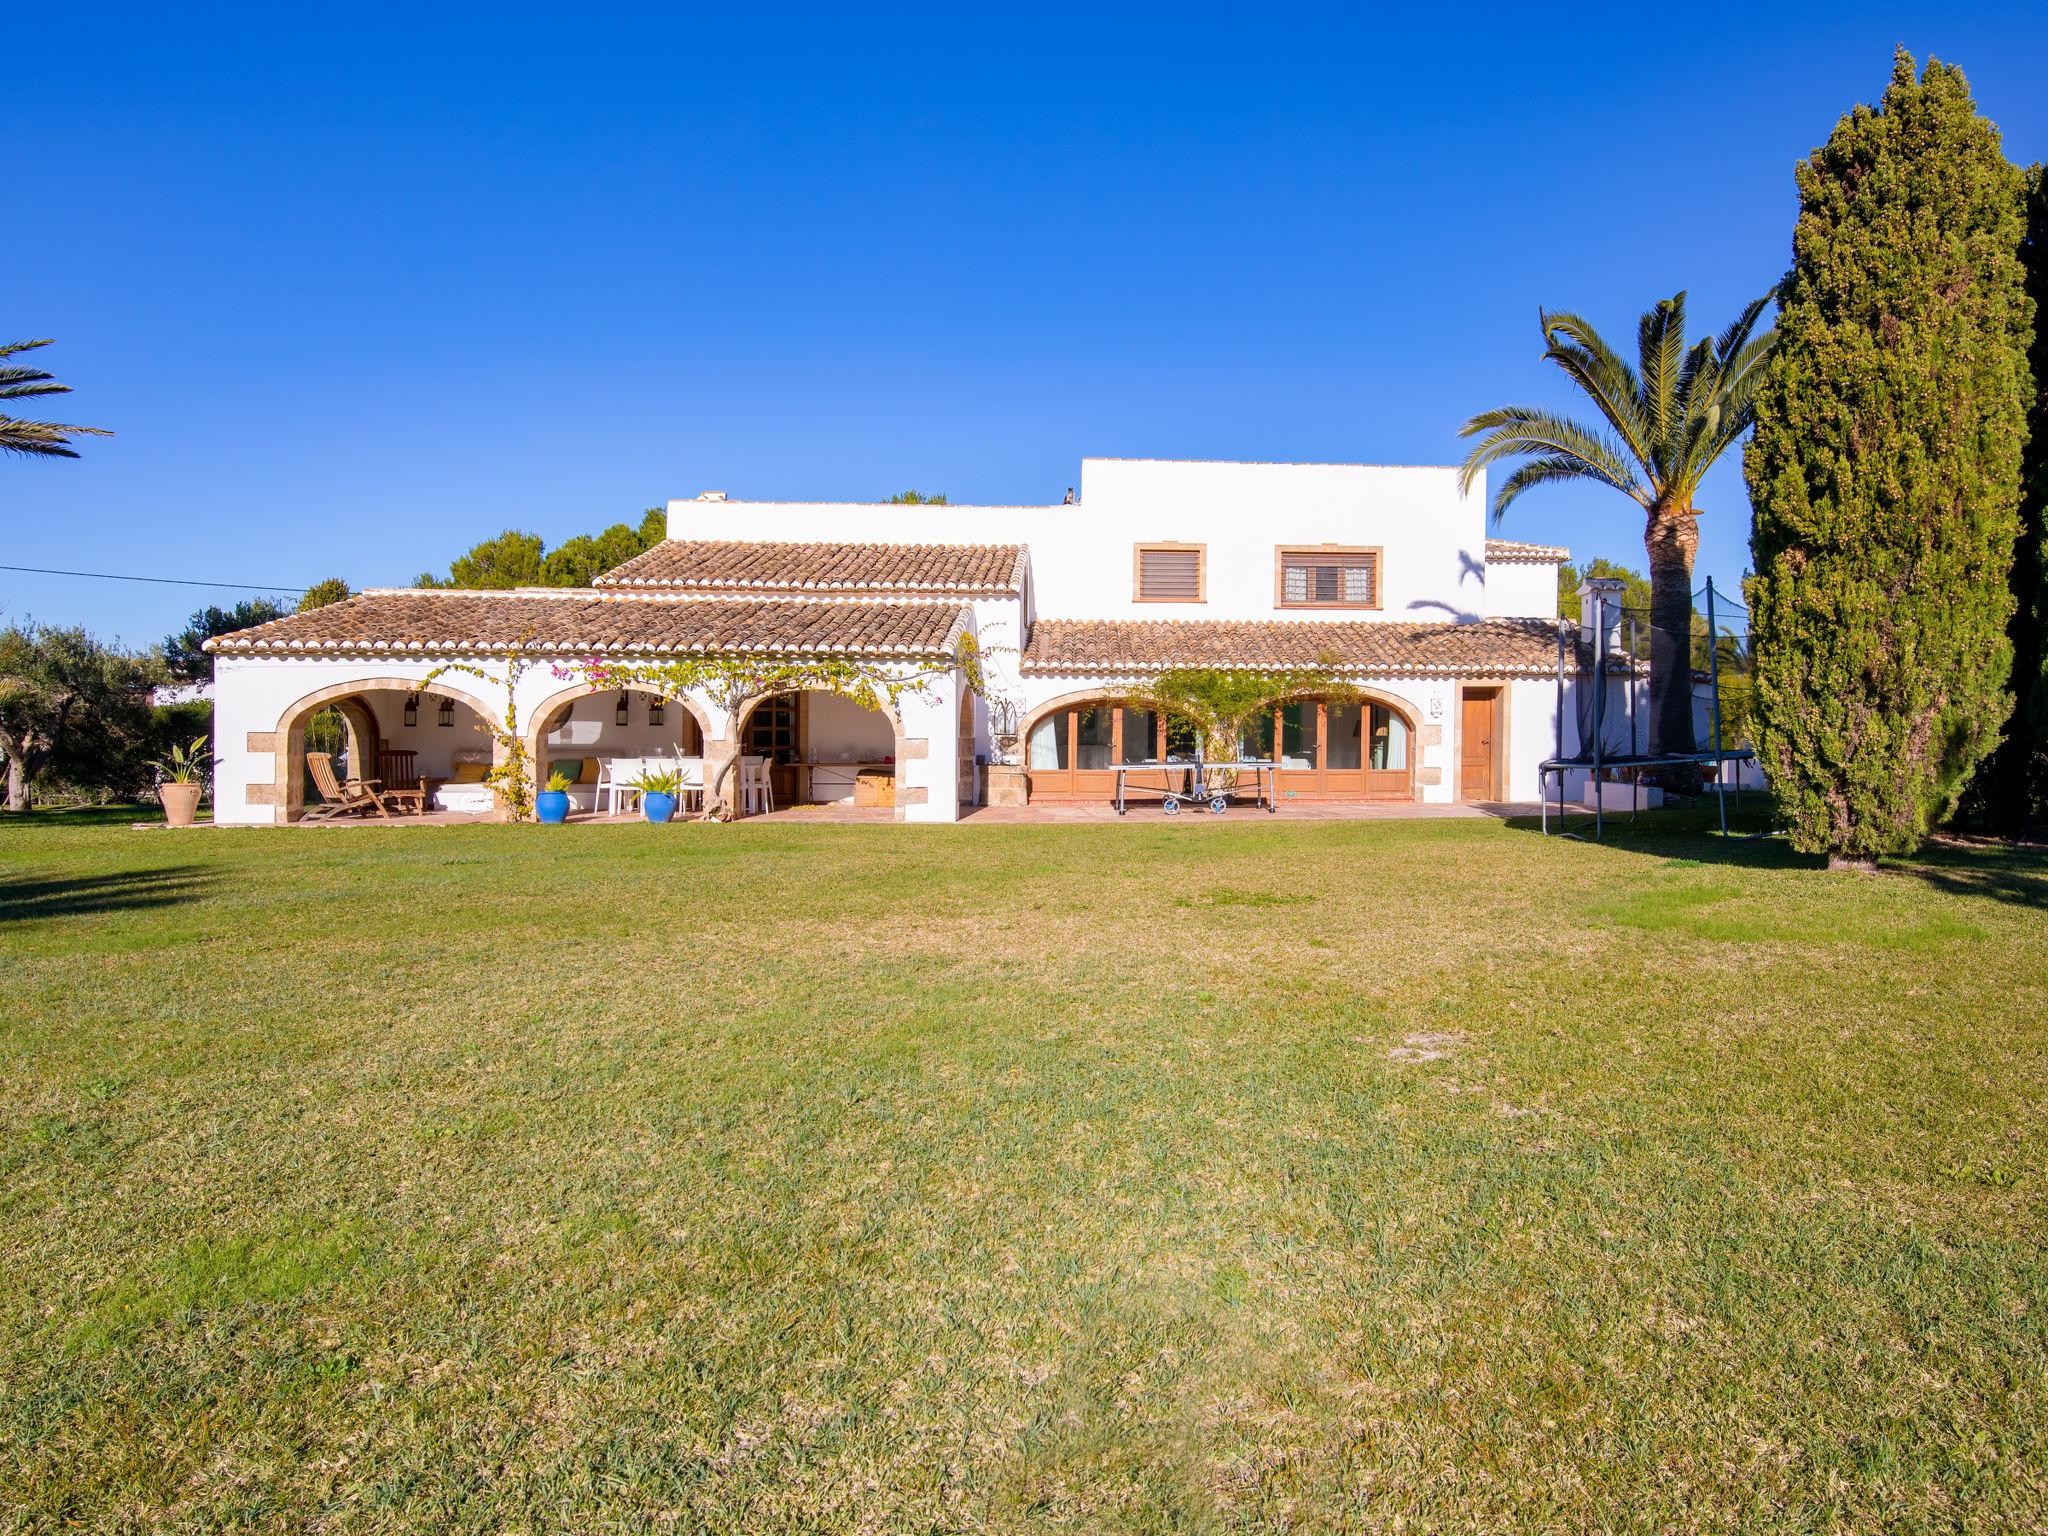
[5,754,26,812]
[1644,502,1699,759]
[702,736,741,820]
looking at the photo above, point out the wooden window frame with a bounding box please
[1273,544,1382,611]
[1133,542,1207,604]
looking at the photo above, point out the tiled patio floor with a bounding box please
[281,800,1543,828]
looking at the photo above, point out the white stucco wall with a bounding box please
[805,689,896,762]
[361,689,498,777]
[211,655,506,826]
[1483,560,1559,621]
[667,458,1538,625]
[1504,678,1562,802]
[210,650,972,825]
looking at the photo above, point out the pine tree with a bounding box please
[1745,50,2034,865]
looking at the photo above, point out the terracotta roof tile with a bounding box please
[204,589,969,658]
[594,539,1026,594]
[1021,618,1574,678]
[1485,538,1571,564]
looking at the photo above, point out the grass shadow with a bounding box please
[1887,840,2048,912]
[0,865,215,922]
[1504,804,2048,910]
[0,805,166,831]
[1497,803,1811,870]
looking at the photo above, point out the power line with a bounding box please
[0,563,307,594]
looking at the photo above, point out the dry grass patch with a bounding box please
[2,809,2045,1532]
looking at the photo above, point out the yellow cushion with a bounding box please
[449,762,490,784]
[580,758,601,784]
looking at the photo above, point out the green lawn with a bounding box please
[3,810,2045,1533]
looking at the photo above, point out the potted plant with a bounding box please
[536,769,573,824]
[635,766,680,824]
[154,736,209,828]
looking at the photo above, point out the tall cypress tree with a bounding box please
[1959,166,2048,835]
[1746,50,2034,865]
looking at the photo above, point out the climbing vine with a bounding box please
[422,647,542,822]
[560,638,985,819]
[1119,663,1362,769]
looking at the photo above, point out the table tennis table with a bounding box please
[1110,759,1278,815]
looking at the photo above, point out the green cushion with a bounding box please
[548,758,586,788]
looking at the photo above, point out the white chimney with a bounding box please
[1578,577,1626,654]
[696,490,728,502]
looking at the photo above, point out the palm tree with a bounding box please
[1458,292,1773,760]
[1,338,112,459]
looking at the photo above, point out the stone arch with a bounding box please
[732,685,910,814]
[1017,685,1132,746]
[272,674,499,823]
[523,680,713,783]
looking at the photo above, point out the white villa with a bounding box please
[206,456,1627,824]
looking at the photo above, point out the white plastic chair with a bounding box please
[599,757,644,817]
[675,756,704,815]
[741,754,774,816]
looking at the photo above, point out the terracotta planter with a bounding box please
[158,781,203,828]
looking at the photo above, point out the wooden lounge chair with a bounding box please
[303,752,392,821]
[374,749,427,815]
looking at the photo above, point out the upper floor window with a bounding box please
[1134,543,1205,603]
[1276,546,1379,609]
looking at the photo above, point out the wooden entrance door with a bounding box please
[1460,689,1500,801]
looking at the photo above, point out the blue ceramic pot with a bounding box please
[643,791,677,824]
[535,789,570,824]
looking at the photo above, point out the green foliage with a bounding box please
[884,490,947,504]
[1746,51,2034,860]
[540,521,656,585]
[417,529,546,590]
[152,736,210,784]
[544,769,575,794]
[150,700,212,753]
[162,599,286,683]
[421,654,540,821]
[1125,665,1361,763]
[416,508,667,590]
[1460,293,1774,756]
[573,638,985,819]
[296,577,352,612]
[1556,558,1653,619]
[0,337,112,459]
[0,624,159,810]
[631,766,680,796]
[1959,164,2048,836]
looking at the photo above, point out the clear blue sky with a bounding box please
[10,2,2046,646]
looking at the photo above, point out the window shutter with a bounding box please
[1138,547,1202,600]
[1279,550,1376,607]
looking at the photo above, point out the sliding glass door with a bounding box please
[1028,696,1413,801]
[1240,699,1412,799]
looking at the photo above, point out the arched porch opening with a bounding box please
[1019,684,1420,803]
[300,696,378,800]
[1020,689,1186,803]
[525,684,709,812]
[734,688,905,811]
[274,677,499,822]
[1238,691,1417,801]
